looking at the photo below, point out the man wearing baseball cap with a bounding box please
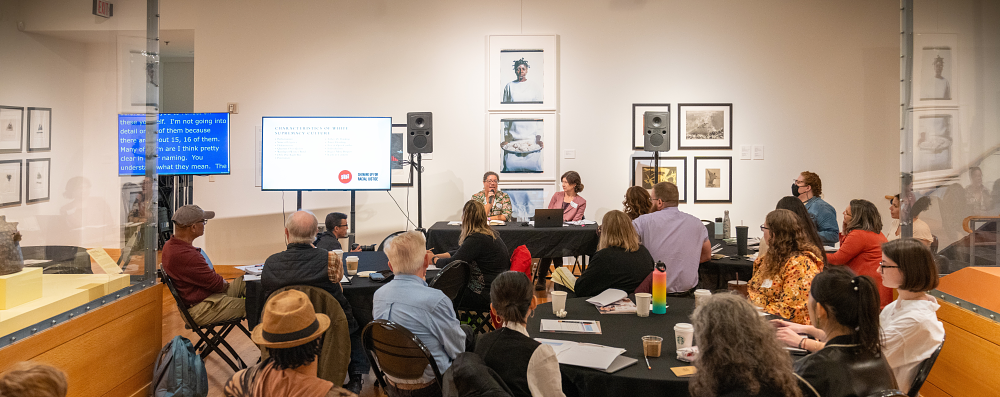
[162,204,246,325]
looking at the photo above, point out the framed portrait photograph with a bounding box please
[488,113,558,181]
[632,104,671,150]
[913,34,958,108]
[631,156,687,202]
[488,35,558,111]
[498,181,556,222]
[0,106,23,153]
[678,103,732,150]
[911,108,960,181]
[694,157,732,203]
[391,126,414,187]
[26,107,51,152]
[0,160,21,207]
[26,158,50,203]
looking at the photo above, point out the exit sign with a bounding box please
[93,0,113,18]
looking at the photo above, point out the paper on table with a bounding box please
[244,274,261,281]
[557,344,626,371]
[586,288,627,307]
[235,264,264,275]
[86,248,123,275]
[565,220,597,225]
[534,338,578,355]
[539,319,602,334]
[341,275,352,284]
[447,221,462,225]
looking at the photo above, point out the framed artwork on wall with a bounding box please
[632,103,671,150]
[488,35,558,111]
[911,108,960,182]
[0,160,21,207]
[390,126,414,187]
[913,34,958,108]
[498,181,556,222]
[26,107,51,152]
[488,113,558,181]
[0,106,23,153]
[631,156,687,203]
[694,156,732,203]
[26,158,50,203]
[678,103,732,150]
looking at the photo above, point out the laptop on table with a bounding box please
[534,209,563,228]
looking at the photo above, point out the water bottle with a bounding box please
[714,217,724,239]
[723,210,732,239]
[652,261,667,314]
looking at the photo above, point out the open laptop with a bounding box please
[534,209,563,228]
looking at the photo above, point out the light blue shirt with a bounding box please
[804,197,840,245]
[373,274,465,381]
[632,207,709,293]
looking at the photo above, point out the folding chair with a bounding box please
[158,269,250,372]
[908,338,945,397]
[378,231,407,252]
[453,262,496,335]
[363,319,443,397]
[429,260,471,301]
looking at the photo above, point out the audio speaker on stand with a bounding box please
[407,112,433,154]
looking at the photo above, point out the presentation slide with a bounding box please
[119,113,231,176]
[261,117,392,191]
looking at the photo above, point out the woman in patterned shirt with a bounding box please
[749,209,824,324]
[470,171,513,221]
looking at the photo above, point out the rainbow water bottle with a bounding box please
[652,261,667,314]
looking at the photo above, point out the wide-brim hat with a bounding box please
[251,290,330,349]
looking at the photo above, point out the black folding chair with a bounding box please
[429,260,470,301]
[363,319,443,397]
[908,338,945,397]
[158,269,250,372]
[378,231,407,252]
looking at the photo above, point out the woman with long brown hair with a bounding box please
[573,210,654,297]
[749,209,824,324]
[622,186,653,220]
[434,200,511,308]
[690,294,803,397]
[827,199,891,307]
[536,171,588,290]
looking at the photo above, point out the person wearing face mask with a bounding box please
[793,171,839,245]
[471,171,512,222]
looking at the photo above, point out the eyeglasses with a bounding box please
[760,225,769,231]
[485,179,499,184]
[336,223,348,228]
[879,261,899,270]
[200,219,209,225]
[792,179,806,186]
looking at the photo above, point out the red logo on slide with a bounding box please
[339,170,352,184]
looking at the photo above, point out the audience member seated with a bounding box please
[632,182,710,295]
[689,294,803,397]
[827,199,891,308]
[162,204,246,326]
[792,267,897,397]
[374,231,470,395]
[771,196,828,265]
[793,171,839,245]
[622,186,654,220]
[748,209,823,324]
[965,166,993,214]
[536,171,587,290]
[0,362,68,397]
[910,196,934,247]
[226,290,356,397]
[315,212,361,252]
[574,210,653,297]
[885,194,902,241]
[471,171,512,221]
[476,272,565,397]
[433,200,511,309]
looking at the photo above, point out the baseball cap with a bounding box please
[171,205,216,225]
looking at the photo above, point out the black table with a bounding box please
[527,296,697,397]
[699,235,755,289]
[425,221,599,259]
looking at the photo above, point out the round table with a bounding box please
[526,296,697,397]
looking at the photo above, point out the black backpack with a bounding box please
[150,335,209,397]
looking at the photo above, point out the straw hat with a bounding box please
[251,290,330,349]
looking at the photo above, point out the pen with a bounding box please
[645,356,651,370]
[557,320,591,324]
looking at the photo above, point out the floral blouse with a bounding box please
[748,251,823,325]
[471,190,513,219]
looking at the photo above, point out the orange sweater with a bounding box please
[828,230,892,308]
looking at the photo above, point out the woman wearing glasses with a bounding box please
[827,199,892,308]
[748,209,824,324]
[471,171,513,221]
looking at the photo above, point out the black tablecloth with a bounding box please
[425,221,599,259]
[527,296,698,397]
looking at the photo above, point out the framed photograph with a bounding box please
[694,157,732,203]
[26,158,50,203]
[913,34,958,108]
[391,125,414,187]
[26,107,51,152]
[631,156,687,203]
[488,35,558,111]
[0,106,23,153]
[117,37,159,113]
[488,113,558,181]
[912,108,960,180]
[498,181,556,222]
[0,160,21,207]
[678,103,732,150]
[632,104,671,150]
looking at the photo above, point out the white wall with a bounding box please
[160,59,194,113]
[184,0,902,266]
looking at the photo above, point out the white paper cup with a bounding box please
[551,291,568,314]
[635,293,652,317]
[674,323,694,350]
[332,249,344,263]
[346,256,359,276]
[693,289,711,307]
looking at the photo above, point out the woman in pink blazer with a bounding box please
[535,171,587,290]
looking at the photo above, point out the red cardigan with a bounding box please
[548,191,586,221]
[827,230,892,308]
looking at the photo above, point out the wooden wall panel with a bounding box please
[923,299,1000,397]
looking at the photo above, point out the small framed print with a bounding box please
[694,156,732,203]
[26,158,50,203]
[0,160,21,207]
[913,34,958,108]
[632,104,671,150]
[488,113,558,181]
[678,103,732,150]
[391,125,414,187]
[631,156,687,203]
[498,181,557,221]
[26,107,52,152]
[0,106,23,153]
[488,35,558,111]
[911,108,960,182]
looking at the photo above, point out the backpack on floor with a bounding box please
[150,335,209,397]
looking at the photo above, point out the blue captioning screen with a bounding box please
[118,113,230,176]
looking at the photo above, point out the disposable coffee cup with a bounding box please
[693,289,711,307]
[332,249,344,261]
[346,256,359,276]
[728,280,749,297]
[551,291,568,314]
[674,323,694,350]
[635,293,652,317]
[642,335,663,358]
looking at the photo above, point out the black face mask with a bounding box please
[792,183,800,197]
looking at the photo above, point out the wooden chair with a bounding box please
[908,338,945,397]
[363,319,443,397]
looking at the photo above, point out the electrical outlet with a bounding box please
[422,153,433,160]
[227,103,238,114]
[563,149,576,159]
